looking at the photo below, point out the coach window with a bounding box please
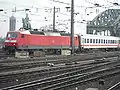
[93,39,95,43]
[96,39,98,43]
[101,39,103,43]
[90,39,92,43]
[21,34,24,38]
[112,40,114,44]
[104,40,105,43]
[114,40,116,44]
[82,38,85,43]
[110,40,112,44]
[106,40,107,44]
[99,39,100,43]
[108,40,110,44]
[111,40,113,43]
[117,40,119,44]
[113,40,114,44]
[116,40,119,44]
[84,39,86,43]
[87,39,89,43]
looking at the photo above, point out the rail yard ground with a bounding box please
[0,51,120,90]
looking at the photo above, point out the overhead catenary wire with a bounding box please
[105,0,120,6]
[0,0,113,19]
[50,0,112,8]
[0,0,119,29]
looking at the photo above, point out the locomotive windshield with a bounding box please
[7,32,17,38]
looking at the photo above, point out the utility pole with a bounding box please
[71,0,74,54]
[53,6,56,32]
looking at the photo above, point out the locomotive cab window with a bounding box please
[7,33,17,38]
[21,34,24,38]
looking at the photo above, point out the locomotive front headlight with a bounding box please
[13,43,16,45]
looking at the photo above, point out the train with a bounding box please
[3,29,120,54]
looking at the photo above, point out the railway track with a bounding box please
[107,82,120,90]
[0,51,120,89]
[0,51,119,72]
[2,62,120,90]
[41,66,120,90]
[0,50,119,62]
[1,58,120,89]
[0,49,14,58]
[0,57,118,76]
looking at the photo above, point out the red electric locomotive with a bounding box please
[4,30,79,54]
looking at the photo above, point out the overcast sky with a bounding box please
[0,0,120,37]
